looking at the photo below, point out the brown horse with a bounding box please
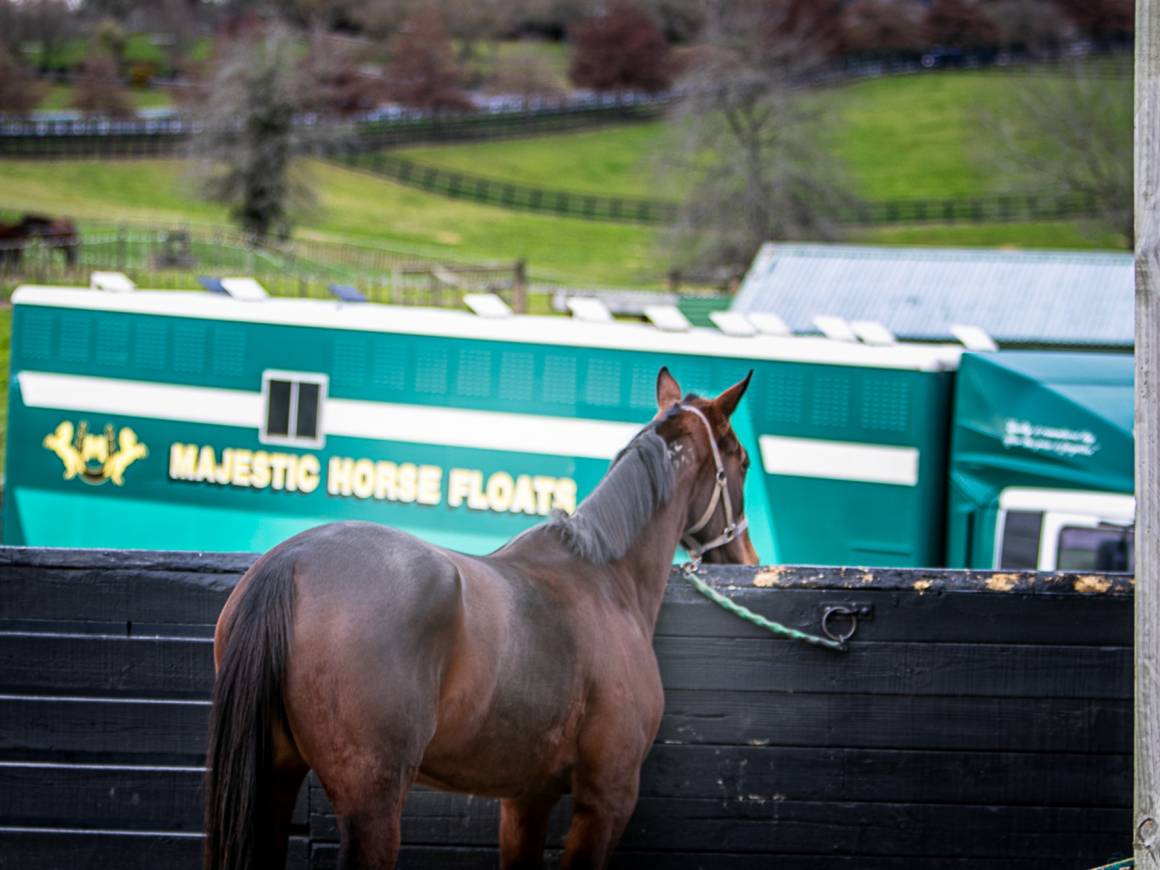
[0,213,79,269]
[204,367,758,870]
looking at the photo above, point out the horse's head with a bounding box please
[653,367,759,566]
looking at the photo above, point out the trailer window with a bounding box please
[262,372,326,447]
[998,510,1042,569]
[1057,525,1134,572]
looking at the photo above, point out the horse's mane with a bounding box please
[547,413,678,564]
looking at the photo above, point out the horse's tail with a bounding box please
[203,553,297,870]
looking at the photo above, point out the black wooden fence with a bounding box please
[0,548,1133,868]
[0,98,668,159]
[334,150,679,225]
[0,225,526,309]
[333,149,1106,227]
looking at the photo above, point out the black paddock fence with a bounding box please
[332,151,1108,228]
[0,547,1132,869]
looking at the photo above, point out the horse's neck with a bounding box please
[606,494,690,635]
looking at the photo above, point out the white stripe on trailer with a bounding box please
[18,372,639,460]
[326,399,637,460]
[759,435,919,486]
[19,372,262,428]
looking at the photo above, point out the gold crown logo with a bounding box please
[43,421,148,486]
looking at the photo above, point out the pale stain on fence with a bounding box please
[985,573,1021,592]
[1075,575,1115,594]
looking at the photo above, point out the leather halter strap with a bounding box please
[676,403,748,561]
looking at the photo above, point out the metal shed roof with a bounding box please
[730,243,1134,347]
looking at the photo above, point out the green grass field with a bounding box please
[396,122,667,198]
[0,67,1136,473]
[398,70,1131,205]
[0,159,662,287]
[40,84,175,112]
[0,69,1132,293]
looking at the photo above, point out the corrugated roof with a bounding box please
[730,243,1134,347]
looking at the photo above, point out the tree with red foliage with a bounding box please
[569,1,673,94]
[305,33,387,117]
[925,0,1000,51]
[1051,0,1133,45]
[386,9,472,111]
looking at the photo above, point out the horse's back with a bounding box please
[276,520,464,626]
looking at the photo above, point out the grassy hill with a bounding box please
[398,70,1130,204]
[0,159,662,288]
[0,68,1132,294]
[0,67,1134,471]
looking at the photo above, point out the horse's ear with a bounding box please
[715,371,753,418]
[656,366,682,410]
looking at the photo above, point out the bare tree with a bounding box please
[0,43,46,117]
[989,57,1132,241]
[7,0,76,72]
[990,0,1072,57]
[71,48,136,119]
[487,43,568,103]
[138,0,205,77]
[661,0,856,273]
[188,23,340,242]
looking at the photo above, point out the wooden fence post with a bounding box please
[513,259,527,314]
[1137,0,1160,865]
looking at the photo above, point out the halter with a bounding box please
[676,403,748,563]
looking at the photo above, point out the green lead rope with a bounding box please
[680,564,848,653]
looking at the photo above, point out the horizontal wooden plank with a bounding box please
[0,566,233,628]
[0,547,256,575]
[658,582,1133,646]
[0,762,306,831]
[722,564,1134,595]
[0,547,1133,597]
[0,633,213,699]
[0,565,1132,649]
[309,744,1129,822]
[307,842,1115,870]
[657,689,1132,753]
[0,829,307,870]
[654,635,1130,698]
[0,631,1129,702]
[0,695,208,763]
[2,690,1125,765]
[309,787,1128,859]
[636,744,1130,806]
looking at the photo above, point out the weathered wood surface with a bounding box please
[1139,0,1160,865]
[0,547,1134,869]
